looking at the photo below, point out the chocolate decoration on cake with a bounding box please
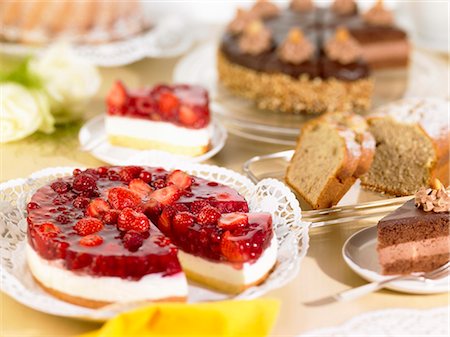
[278,27,314,65]
[290,0,314,13]
[227,8,256,35]
[414,180,450,213]
[250,0,280,19]
[238,20,272,55]
[363,0,394,26]
[331,0,357,16]
[325,27,362,65]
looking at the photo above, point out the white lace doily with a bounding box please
[300,306,449,336]
[0,16,193,67]
[0,165,309,320]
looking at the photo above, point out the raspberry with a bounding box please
[151,178,166,189]
[101,210,120,225]
[197,206,220,226]
[27,202,40,211]
[79,234,103,247]
[56,214,70,224]
[117,208,150,232]
[51,180,71,194]
[189,200,210,215]
[139,171,152,183]
[108,170,120,181]
[119,166,143,183]
[123,230,144,252]
[73,174,97,193]
[74,217,104,236]
[107,187,141,210]
[86,198,111,218]
[172,212,194,235]
[73,196,90,209]
[38,223,60,237]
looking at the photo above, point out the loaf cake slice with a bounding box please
[361,98,450,196]
[286,112,375,209]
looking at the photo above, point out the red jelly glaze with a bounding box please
[27,166,273,280]
[106,82,210,130]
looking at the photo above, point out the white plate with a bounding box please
[0,16,193,67]
[343,226,449,294]
[0,165,309,320]
[78,115,227,165]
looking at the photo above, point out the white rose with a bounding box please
[0,83,54,143]
[30,43,101,123]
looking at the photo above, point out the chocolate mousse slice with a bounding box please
[377,180,450,275]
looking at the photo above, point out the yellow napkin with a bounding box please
[80,299,280,337]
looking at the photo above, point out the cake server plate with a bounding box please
[342,226,449,294]
[78,115,227,165]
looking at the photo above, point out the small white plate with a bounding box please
[78,115,227,165]
[343,226,449,294]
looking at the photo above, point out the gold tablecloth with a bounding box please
[1,56,448,337]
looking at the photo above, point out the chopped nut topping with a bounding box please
[278,27,314,64]
[325,27,362,64]
[415,180,450,213]
[238,20,272,55]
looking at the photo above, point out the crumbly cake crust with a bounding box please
[217,51,373,115]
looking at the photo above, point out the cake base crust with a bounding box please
[217,51,373,115]
[33,275,186,309]
[108,135,210,156]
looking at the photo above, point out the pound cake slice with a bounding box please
[361,98,449,196]
[286,112,375,209]
[377,180,450,275]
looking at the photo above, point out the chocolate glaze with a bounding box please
[220,6,406,81]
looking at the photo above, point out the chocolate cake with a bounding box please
[377,181,450,275]
[218,0,409,114]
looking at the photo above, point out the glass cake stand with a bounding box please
[173,43,449,145]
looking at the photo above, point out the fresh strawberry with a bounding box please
[157,206,177,234]
[172,212,194,235]
[107,81,128,108]
[86,198,110,218]
[143,198,162,220]
[119,166,143,183]
[74,217,104,236]
[149,185,181,206]
[178,105,198,126]
[129,178,153,198]
[117,208,150,232]
[166,170,192,190]
[218,213,248,229]
[79,234,103,247]
[197,206,221,226]
[158,91,179,116]
[122,230,144,252]
[189,200,210,215]
[107,187,141,210]
[101,209,120,225]
[38,223,60,237]
[220,231,247,263]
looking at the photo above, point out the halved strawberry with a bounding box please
[158,206,177,234]
[86,198,110,218]
[107,187,141,210]
[166,170,192,190]
[218,213,248,229]
[149,185,181,206]
[107,81,128,108]
[79,234,104,247]
[220,231,247,263]
[129,178,154,198]
[74,217,104,236]
[159,91,179,116]
[119,166,143,183]
[117,208,150,232]
[178,105,198,126]
[101,209,120,225]
[143,198,162,220]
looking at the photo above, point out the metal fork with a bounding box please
[334,261,450,302]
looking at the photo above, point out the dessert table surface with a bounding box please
[1,54,448,337]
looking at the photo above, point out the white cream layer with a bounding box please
[105,116,210,147]
[178,236,278,286]
[26,244,188,303]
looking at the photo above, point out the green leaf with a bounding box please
[0,57,42,88]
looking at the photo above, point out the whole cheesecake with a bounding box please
[26,166,277,307]
[218,0,409,114]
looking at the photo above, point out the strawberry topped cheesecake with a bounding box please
[26,166,277,308]
[105,82,211,156]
